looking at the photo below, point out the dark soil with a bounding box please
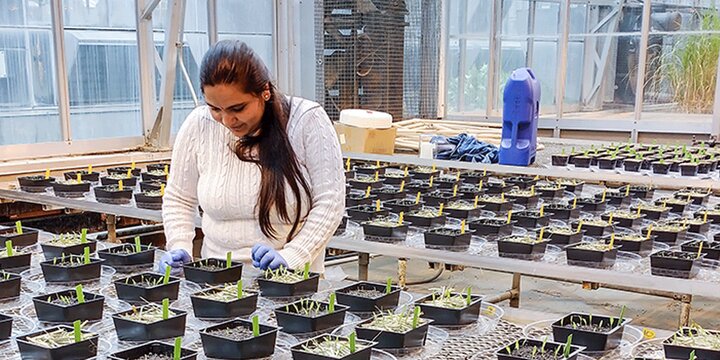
[475,218,507,226]
[49,295,81,306]
[207,325,254,341]
[653,251,697,260]
[130,354,174,360]
[126,276,165,288]
[503,345,563,360]
[428,228,463,236]
[342,288,385,299]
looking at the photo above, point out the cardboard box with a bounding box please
[333,123,397,155]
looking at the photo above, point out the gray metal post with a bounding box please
[207,0,218,46]
[50,0,72,142]
[632,0,652,143]
[554,0,571,135]
[486,0,501,115]
[136,0,158,140]
[712,47,720,137]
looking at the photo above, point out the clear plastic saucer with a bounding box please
[331,322,448,359]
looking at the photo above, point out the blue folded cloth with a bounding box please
[430,133,499,163]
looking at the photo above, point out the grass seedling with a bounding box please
[73,320,82,343]
[252,315,260,337]
[386,277,393,294]
[162,298,169,320]
[174,337,182,360]
[226,251,232,269]
[541,336,548,354]
[163,265,171,285]
[618,305,626,326]
[690,350,697,360]
[83,247,90,264]
[75,285,85,304]
[134,236,142,253]
[15,221,22,235]
[563,334,574,358]
[329,293,336,313]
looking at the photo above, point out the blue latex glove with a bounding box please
[251,244,288,270]
[158,249,192,276]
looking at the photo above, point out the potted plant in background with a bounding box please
[191,280,259,319]
[336,279,401,313]
[291,333,376,360]
[356,306,432,349]
[200,316,278,360]
[416,286,482,326]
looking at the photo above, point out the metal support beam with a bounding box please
[526,1,537,67]
[106,214,118,243]
[207,0,218,46]
[50,0,72,143]
[457,0,468,112]
[147,0,187,149]
[712,46,720,137]
[136,0,158,140]
[632,0,653,143]
[141,0,162,20]
[486,0,501,115]
[398,258,408,288]
[679,294,692,327]
[554,0,571,122]
[437,0,449,118]
[510,273,521,308]
[358,252,369,281]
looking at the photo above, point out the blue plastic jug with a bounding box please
[498,68,541,166]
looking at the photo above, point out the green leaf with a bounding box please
[412,306,420,329]
[349,332,357,353]
[563,334,573,358]
[15,221,22,235]
[618,305,626,326]
[329,293,336,313]
[386,277,392,294]
[237,280,243,299]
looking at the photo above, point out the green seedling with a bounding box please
[252,315,260,337]
[563,334,574,358]
[349,332,357,353]
[237,279,243,299]
[75,285,85,304]
[5,241,13,257]
[466,287,472,306]
[689,350,696,360]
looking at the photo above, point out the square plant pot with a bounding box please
[106,166,142,177]
[380,173,411,186]
[652,162,671,174]
[146,163,171,173]
[643,226,687,244]
[183,258,243,285]
[552,312,631,352]
[18,176,55,193]
[505,176,538,190]
[576,198,607,213]
[40,256,104,283]
[100,176,137,187]
[655,199,689,214]
[190,287,259,319]
[423,191,459,207]
[496,338,585,360]
[470,218,514,237]
[662,328,720,360]
[536,186,566,200]
[139,180,165,192]
[556,180,585,194]
[348,178,385,190]
[404,211,446,228]
[141,172,169,182]
[597,158,617,170]
[63,171,100,182]
[497,237,550,261]
[346,205,389,222]
[335,281,401,313]
[631,206,669,221]
[415,292,483,326]
[574,156,592,168]
[650,251,704,279]
[477,199,512,212]
[361,221,410,243]
[512,211,550,229]
[482,181,513,194]
[600,213,643,229]
[256,270,320,297]
[290,334,376,360]
[545,205,581,220]
[410,169,441,180]
[109,341,197,360]
[443,205,483,220]
[51,181,92,198]
[200,318,278,360]
[433,177,461,190]
[33,289,105,323]
[371,188,406,202]
[552,155,569,166]
[566,244,619,269]
[345,195,376,208]
[424,227,472,251]
[93,186,133,204]
[0,252,31,272]
[681,240,720,261]
[383,199,422,214]
[545,229,583,246]
[354,165,387,176]
[41,240,97,261]
[572,220,614,237]
[506,194,539,208]
[356,317,432,349]
[605,235,654,255]
[0,227,39,247]
[16,325,99,360]
[274,300,349,334]
[0,314,10,340]
[114,272,181,304]
[0,272,21,300]
[97,244,155,268]
[134,192,163,210]
[112,306,187,341]
[679,163,699,177]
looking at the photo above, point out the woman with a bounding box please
[158,40,345,275]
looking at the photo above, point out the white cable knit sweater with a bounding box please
[162,97,345,272]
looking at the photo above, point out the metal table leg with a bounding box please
[106,214,118,243]
[358,252,369,281]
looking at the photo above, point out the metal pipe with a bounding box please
[135,0,158,140]
[632,0,653,142]
[206,0,218,46]
[510,273,521,308]
[141,0,162,20]
[50,0,72,143]
[177,52,199,107]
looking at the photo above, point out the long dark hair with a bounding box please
[200,40,311,241]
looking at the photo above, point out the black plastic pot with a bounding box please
[0,227,39,247]
[545,205,581,220]
[623,159,643,172]
[536,186,566,200]
[470,218,514,237]
[112,306,187,341]
[443,206,482,220]
[0,252,31,272]
[558,181,585,194]
[423,191,459,207]
[200,319,278,360]
[97,244,155,268]
[626,186,655,200]
[291,334,376,360]
[63,171,100,182]
[512,211,549,229]
[631,206,669,221]
[146,163,171,173]
[600,213,642,229]
[33,289,105,322]
[416,293,482,325]
[663,328,720,360]
[335,282,401,313]
[404,212,446,228]
[139,180,165,192]
[18,176,55,192]
[597,158,617,170]
[506,194,539,208]
[355,165,387,176]
[191,288,259,319]
[698,210,720,224]
[410,170,441,180]
[362,221,409,242]
[41,240,97,261]
[404,181,435,195]
[652,162,670,174]
[16,325,99,360]
[274,300,348,334]
[109,341,197,360]
[482,181,513,194]
[346,206,389,222]
[600,193,631,207]
[462,171,488,185]
[40,256,104,283]
[114,272,180,304]
[477,199,512,212]
[605,236,654,255]
[93,186,133,204]
[545,230,583,246]
[576,198,607,213]
[458,186,485,202]
[356,318,431,349]
[655,199,689,214]
[552,155,569,166]
[106,166,141,177]
[256,271,320,297]
[0,314,10,340]
[650,251,703,279]
[496,338,585,360]
[371,188,406,202]
[679,163,699,176]
[134,192,163,210]
[675,191,710,206]
[681,240,720,261]
[674,220,711,234]
[52,181,92,198]
[552,313,630,352]
[566,245,619,269]
[380,174,410,185]
[345,194,376,208]
[100,176,137,187]
[141,172,169,182]
[348,178,385,190]
[334,216,349,236]
[383,199,422,214]
[572,220,613,237]
[434,177,461,190]
[183,258,243,285]
[497,238,549,260]
[644,226,687,244]
[0,272,21,300]
[424,227,472,251]
[574,156,592,168]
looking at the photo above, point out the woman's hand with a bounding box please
[251,244,288,270]
[158,249,192,276]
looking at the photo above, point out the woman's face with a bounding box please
[204,83,269,138]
